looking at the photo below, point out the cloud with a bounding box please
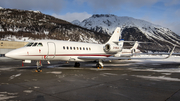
[164,0,180,6]
[175,9,180,17]
[0,0,179,35]
[52,12,92,22]
[0,0,66,13]
[74,0,160,12]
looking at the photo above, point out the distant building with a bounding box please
[0,41,28,59]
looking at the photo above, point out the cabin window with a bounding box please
[73,47,75,50]
[26,42,33,47]
[86,47,88,50]
[70,47,72,50]
[89,48,91,50]
[32,43,38,46]
[67,46,69,50]
[1,42,3,44]
[83,47,85,50]
[77,47,79,50]
[37,43,43,47]
[80,47,82,50]
[63,46,65,49]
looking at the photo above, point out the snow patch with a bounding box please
[33,11,41,13]
[130,67,180,73]
[71,20,81,25]
[9,73,21,79]
[1,35,35,42]
[0,7,3,9]
[0,92,18,100]
[0,68,12,71]
[23,90,33,93]
[133,75,180,81]
[100,73,117,76]
[29,10,41,13]
[34,86,40,89]
[46,71,62,75]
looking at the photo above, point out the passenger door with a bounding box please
[47,42,56,59]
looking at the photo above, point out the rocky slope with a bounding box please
[0,8,109,44]
[72,14,180,52]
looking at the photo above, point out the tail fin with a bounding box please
[106,27,121,44]
[130,41,139,54]
[130,41,139,50]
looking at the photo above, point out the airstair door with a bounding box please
[47,42,56,59]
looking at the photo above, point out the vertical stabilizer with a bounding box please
[106,27,121,44]
[130,41,139,50]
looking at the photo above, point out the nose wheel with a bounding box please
[35,60,42,72]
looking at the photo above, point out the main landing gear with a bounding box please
[96,60,104,69]
[35,60,42,72]
[74,62,80,67]
[74,61,104,69]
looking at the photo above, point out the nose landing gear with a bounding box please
[35,60,42,72]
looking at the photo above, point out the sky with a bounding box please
[0,0,180,34]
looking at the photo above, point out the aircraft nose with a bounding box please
[5,51,15,58]
[5,49,21,59]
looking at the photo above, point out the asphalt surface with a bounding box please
[0,60,180,101]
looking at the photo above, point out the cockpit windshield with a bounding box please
[25,42,43,47]
[37,43,43,47]
[32,43,38,46]
[26,42,34,47]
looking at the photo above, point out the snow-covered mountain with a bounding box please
[72,14,180,52]
[0,8,109,43]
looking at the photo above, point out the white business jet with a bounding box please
[5,27,174,72]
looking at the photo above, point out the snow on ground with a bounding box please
[23,90,33,93]
[129,55,180,82]
[0,92,18,100]
[131,55,180,63]
[46,71,62,75]
[9,73,21,80]
[132,75,180,81]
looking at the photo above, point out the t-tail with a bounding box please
[130,41,139,54]
[106,27,122,44]
[104,27,123,54]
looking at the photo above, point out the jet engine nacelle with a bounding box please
[104,43,122,53]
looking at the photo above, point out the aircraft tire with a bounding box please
[96,63,102,68]
[74,62,80,67]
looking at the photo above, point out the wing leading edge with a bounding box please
[78,46,175,61]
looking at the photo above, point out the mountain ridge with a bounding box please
[72,14,180,52]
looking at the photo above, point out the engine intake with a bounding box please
[104,44,122,53]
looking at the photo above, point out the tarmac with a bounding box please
[0,60,180,101]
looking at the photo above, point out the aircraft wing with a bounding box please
[78,56,131,61]
[135,53,180,56]
[78,46,175,61]
[78,55,170,61]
